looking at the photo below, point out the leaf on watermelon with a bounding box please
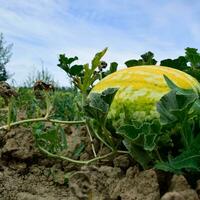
[155,134,200,173]
[123,139,152,169]
[117,120,161,168]
[164,75,196,96]
[157,89,197,126]
[84,88,118,124]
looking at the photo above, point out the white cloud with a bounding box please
[0,0,199,86]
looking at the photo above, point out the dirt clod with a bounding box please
[113,154,130,170]
[0,126,199,200]
[164,174,199,200]
[161,192,185,200]
[2,127,39,160]
[196,180,200,198]
[169,175,190,191]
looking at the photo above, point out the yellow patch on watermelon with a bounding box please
[93,66,200,93]
[91,65,200,126]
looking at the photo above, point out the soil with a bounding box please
[0,125,200,200]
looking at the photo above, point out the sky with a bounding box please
[0,0,200,86]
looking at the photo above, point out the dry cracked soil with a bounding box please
[0,126,200,200]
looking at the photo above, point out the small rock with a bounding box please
[9,162,27,173]
[168,175,199,200]
[81,165,98,172]
[69,171,91,199]
[39,158,55,167]
[16,192,56,200]
[112,169,160,200]
[161,192,185,200]
[79,152,90,160]
[196,180,200,197]
[97,147,111,156]
[113,154,130,170]
[169,175,190,192]
[135,169,160,197]
[30,165,42,175]
[63,161,80,172]
[2,127,38,160]
[179,189,199,200]
[99,166,121,178]
[3,138,18,152]
[0,171,4,181]
[52,170,66,185]
[126,166,139,178]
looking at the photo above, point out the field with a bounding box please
[1,48,200,199]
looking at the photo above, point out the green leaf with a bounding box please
[10,98,17,122]
[110,62,118,73]
[163,75,196,96]
[117,120,161,168]
[84,93,108,123]
[191,99,200,116]
[92,48,108,70]
[69,65,83,76]
[84,88,119,148]
[144,120,161,151]
[160,59,174,68]
[83,63,89,75]
[144,134,157,151]
[117,120,160,149]
[117,124,145,145]
[155,134,200,173]
[125,51,157,67]
[102,62,118,78]
[68,56,78,65]
[157,87,197,149]
[33,124,67,154]
[157,90,197,126]
[57,55,79,74]
[59,125,68,150]
[88,93,109,113]
[125,60,139,67]
[57,55,69,73]
[160,56,187,70]
[185,47,200,68]
[184,68,200,83]
[84,88,118,125]
[123,139,152,169]
[101,88,119,106]
[73,143,85,158]
[141,51,157,65]
[82,48,108,92]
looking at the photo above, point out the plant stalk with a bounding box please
[85,122,97,157]
[38,145,128,165]
[0,118,86,130]
[7,100,13,130]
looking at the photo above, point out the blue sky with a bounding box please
[0,0,200,86]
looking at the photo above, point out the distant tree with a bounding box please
[0,33,13,81]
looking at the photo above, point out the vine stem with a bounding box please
[155,149,163,162]
[0,118,86,130]
[7,100,13,130]
[38,145,128,165]
[85,123,97,157]
[86,120,114,151]
[93,128,114,151]
[0,108,8,112]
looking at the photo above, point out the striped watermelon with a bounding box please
[91,65,200,126]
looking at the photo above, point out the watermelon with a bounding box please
[91,65,200,126]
